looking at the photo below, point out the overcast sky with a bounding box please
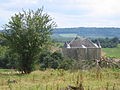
[0,0,120,29]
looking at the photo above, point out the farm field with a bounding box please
[59,34,77,38]
[0,68,120,90]
[102,44,120,59]
[52,27,120,40]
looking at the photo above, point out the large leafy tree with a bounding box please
[2,8,56,74]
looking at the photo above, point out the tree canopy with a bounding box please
[2,8,56,74]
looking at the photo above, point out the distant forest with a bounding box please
[1,27,120,39]
[53,27,120,38]
[92,37,120,48]
[1,27,120,48]
[52,27,120,48]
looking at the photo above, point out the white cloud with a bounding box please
[83,0,120,15]
[1,0,39,8]
[43,0,120,16]
[0,0,40,29]
[0,0,120,28]
[50,13,119,28]
[0,9,17,28]
[47,0,120,27]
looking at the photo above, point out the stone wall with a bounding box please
[61,48,101,60]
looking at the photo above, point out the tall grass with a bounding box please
[0,68,119,90]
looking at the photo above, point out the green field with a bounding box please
[102,44,120,59]
[59,34,78,38]
[0,68,120,90]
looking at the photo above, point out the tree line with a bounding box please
[92,37,120,48]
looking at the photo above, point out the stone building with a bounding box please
[62,37,101,60]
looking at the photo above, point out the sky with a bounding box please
[0,0,120,29]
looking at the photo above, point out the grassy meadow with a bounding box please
[0,43,120,90]
[0,68,120,90]
[102,44,120,59]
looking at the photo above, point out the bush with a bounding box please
[0,46,18,69]
[71,59,120,70]
[59,58,75,70]
[39,51,75,70]
[92,37,120,48]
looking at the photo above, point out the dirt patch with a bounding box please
[112,59,120,62]
[101,50,106,56]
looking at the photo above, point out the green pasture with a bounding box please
[59,34,78,38]
[102,44,120,59]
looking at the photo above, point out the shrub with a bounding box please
[39,51,75,70]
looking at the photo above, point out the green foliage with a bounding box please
[92,37,120,48]
[39,51,53,69]
[0,32,6,46]
[0,46,8,68]
[39,51,75,70]
[1,8,56,74]
[59,58,75,70]
[0,46,19,69]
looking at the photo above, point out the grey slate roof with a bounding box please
[64,37,100,48]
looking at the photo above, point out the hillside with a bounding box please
[52,27,120,41]
[1,27,120,42]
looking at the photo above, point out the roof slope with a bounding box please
[64,37,100,48]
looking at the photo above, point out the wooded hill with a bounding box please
[52,27,120,41]
[1,27,120,41]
